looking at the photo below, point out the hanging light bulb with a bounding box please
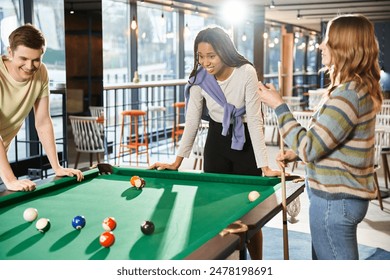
[270,0,275,9]
[241,33,247,42]
[131,15,137,30]
[70,2,75,14]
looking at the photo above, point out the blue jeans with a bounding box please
[307,186,369,260]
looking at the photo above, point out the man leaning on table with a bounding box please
[0,24,83,192]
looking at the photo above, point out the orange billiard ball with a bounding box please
[130,176,140,187]
[99,231,115,247]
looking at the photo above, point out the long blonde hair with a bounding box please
[324,14,382,112]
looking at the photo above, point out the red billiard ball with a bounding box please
[102,217,117,231]
[99,231,115,247]
[141,220,155,235]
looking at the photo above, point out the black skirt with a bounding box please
[203,118,262,176]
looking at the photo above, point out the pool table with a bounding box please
[0,163,304,260]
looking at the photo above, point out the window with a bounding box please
[138,3,178,81]
[184,13,217,77]
[102,0,131,83]
[236,22,254,63]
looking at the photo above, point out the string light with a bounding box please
[297,10,301,20]
[131,15,137,30]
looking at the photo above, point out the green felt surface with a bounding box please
[0,167,280,260]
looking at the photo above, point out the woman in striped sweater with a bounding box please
[258,14,383,259]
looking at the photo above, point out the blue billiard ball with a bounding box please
[72,215,86,230]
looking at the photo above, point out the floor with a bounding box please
[66,129,390,256]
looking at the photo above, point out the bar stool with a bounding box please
[172,102,185,146]
[118,110,149,166]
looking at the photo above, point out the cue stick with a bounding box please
[278,61,289,260]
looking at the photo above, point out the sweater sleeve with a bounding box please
[177,85,203,158]
[244,66,269,168]
[275,86,359,163]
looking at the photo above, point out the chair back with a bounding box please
[379,104,390,116]
[193,121,209,156]
[89,106,104,117]
[69,116,105,153]
[293,111,313,128]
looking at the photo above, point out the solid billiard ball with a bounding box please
[72,215,86,230]
[141,220,155,235]
[248,191,260,202]
[102,217,117,231]
[99,231,115,247]
[23,207,38,222]
[36,218,51,233]
[130,176,140,186]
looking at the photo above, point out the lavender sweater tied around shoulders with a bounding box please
[185,67,246,150]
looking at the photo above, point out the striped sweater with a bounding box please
[275,82,377,200]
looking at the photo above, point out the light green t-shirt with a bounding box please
[0,56,49,151]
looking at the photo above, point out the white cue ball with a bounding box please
[23,208,38,222]
[248,191,260,202]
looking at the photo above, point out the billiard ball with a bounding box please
[36,218,51,233]
[72,215,86,230]
[130,176,140,186]
[99,231,115,247]
[141,220,155,235]
[102,217,117,231]
[23,207,38,222]
[130,175,145,189]
[248,191,260,202]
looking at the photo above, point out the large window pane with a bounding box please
[34,0,66,86]
[236,22,254,63]
[0,1,22,55]
[138,3,178,81]
[102,0,131,83]
[184,14,216,77]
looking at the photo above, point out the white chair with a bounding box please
[379,104,390,116]
[89,106,104,117]
[192,120,209,170]
[262,103,278,145]
[293,111,313,129]
[147,105,168,155]
[69,115,105,169]
[376,115,390,190]
[283,96,305,111]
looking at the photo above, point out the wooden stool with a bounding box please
[118,110,149,166]
[172,102,185,146]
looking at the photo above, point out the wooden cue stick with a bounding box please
[278,61,289,260]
